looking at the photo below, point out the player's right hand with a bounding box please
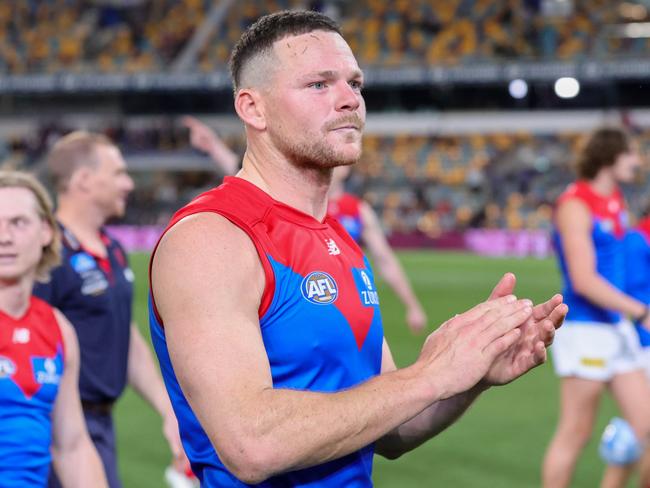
[415,295,532,400]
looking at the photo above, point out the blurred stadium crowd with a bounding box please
[3,119,650,238]
[1,0,648,74]
[1,0,649,241]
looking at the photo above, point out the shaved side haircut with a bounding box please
[229,10,341,93]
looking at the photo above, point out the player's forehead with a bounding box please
[0,187,40,219]
[271,30,361,79]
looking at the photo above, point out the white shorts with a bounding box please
[551,320,643,382]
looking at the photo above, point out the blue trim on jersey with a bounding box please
[553,216,624,324]
[339,215,363,243]
[624,230,650,347]
[149,255,383,487]
[0,347,63,487]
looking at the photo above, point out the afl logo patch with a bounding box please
[301,271,339,305]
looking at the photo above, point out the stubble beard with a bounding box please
[273,128,362,171]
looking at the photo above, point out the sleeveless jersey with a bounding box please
[552,181,628,324]
[624,217,650,346]
[149,176,384,487]
[327,193,363,243]
[0,296,64,487]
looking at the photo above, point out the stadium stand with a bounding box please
[1,0,648,74]
[2,119,648,234]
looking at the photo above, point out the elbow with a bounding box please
[377,447,404,461]
[571,277,591,297]
[375,437,406,461]
[216,436,281,484]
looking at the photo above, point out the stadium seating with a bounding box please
[3,121,649,233]
[0,0,647,74]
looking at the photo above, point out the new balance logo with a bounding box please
[325,238,340,256]
[12,328,30,344]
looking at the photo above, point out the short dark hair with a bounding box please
[575,127,631,179]
[229,10,341,91]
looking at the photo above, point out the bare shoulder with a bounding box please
[152,211,265,319]
[153,212,262,279]
[52,309,79,364]
[52,309,75,344]
[556,197,590,231]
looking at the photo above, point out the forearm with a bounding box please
[377,254,421,310]
[53,438,108,488]
[576,273,645,318]
[208,144,239,175]
[207,364,436,482]
[128,328,172,417]
[375,382,487,459]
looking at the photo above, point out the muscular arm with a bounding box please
[359,201,427,332]
[375,339,486,459]
[375,274,566,459]
[557,198,646,318]
[50,310,108,488]
[152,212,532,484]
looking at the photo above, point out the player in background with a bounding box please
[183,118,427,333]
[328,165,427,333]
[595,214,650,482]
[150,11,566,487]
[623,214,650,371]
[182,116,240,176]
[542,127,650,488]
[0,170,107,487]
[32,132,186,488]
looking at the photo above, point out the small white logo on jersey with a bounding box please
[325,238,340,256]
[601,219,614,233]
[12,328,30,344]
[0,357,16,377]
[360,271,373,291]
[608,199,620,213]
[36,358,60,385]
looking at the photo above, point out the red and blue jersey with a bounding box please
[33,225,133,404]
[149,176,384,487]
[327,193,364,243]
[553,181,628,324]
[624,217,650,347]
[0,296,64,487]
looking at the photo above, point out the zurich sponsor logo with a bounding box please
[35,358,61,385]
[0,356,16,377]
[70,252,96,273]
[301,271,339,305]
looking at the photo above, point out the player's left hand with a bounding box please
[480,273,567,386]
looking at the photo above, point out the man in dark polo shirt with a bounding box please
[33,131,185,488]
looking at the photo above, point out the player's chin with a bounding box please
[334,144,362,164]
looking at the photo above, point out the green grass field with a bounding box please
[115,251,620,487]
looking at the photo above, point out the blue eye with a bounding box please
[350,80,363,91]
[311,81,326,89]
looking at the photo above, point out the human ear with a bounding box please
[234,89,267,131]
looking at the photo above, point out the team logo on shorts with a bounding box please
[0,356,16,378]
[301,271,338,305]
